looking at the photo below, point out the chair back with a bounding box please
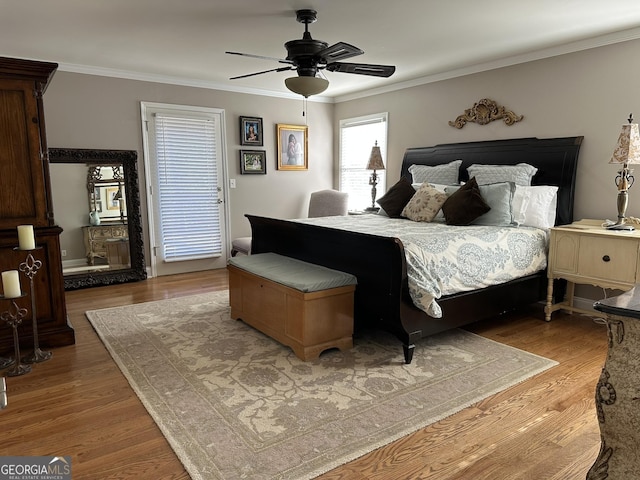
[308,190,349,218]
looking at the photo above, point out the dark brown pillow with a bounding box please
[442,177,490,225]
[376,177,416,217]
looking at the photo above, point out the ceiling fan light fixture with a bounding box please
[285,76,329,97]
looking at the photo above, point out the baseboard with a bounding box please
[573,296,598,313]
[538,295,602,318]
[62,258,87,269]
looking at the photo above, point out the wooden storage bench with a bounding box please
[228,253,357,361]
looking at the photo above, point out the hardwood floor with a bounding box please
[0,270,606,479]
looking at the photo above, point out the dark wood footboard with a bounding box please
[247,216,414,352]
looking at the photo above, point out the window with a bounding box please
[339,113,388,211]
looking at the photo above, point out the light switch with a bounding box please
[229,179,236,189]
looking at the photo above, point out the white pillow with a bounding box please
[467,163,538,186]
[408,160,462,185]
[512,185,558,229]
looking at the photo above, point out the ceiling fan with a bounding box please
[225,9,396,97]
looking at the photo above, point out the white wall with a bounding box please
[43,72,335,265]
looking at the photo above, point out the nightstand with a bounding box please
[545,219,640,321]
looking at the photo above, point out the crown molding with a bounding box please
[56,62,333,103]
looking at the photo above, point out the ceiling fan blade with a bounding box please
[317,42,363,62]
[230,66,294,80]
[325,62,396,77]
[225,51,292,65]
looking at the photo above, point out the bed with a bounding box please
[247,136,583,363]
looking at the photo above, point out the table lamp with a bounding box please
[608,114,640,231]
[365,141,385,211]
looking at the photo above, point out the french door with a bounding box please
[141,102,229,277]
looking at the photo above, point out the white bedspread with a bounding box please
[293,215,548,318]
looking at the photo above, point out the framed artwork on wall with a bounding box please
[240,150,267,174]
[276,124,308,171]
[106,186,120,210]
[240,116,263,146]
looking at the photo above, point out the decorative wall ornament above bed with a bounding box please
[448,98,523,129]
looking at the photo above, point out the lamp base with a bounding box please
[364,207,379,213]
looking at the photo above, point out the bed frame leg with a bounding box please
[403,344,415,364]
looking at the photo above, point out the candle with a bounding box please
[17,225,35,250]
[1,270,21,299]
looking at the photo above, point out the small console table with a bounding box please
[82,224,128,266]
[587,286,640,478]
[546,219,640,321]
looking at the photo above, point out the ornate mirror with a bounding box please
[48,148,146,289]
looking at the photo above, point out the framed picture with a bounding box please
[277,124,308,170]
[106,186,120,210]
[240,150,267,174]
[94,183,126,220]
[240,116,263,146]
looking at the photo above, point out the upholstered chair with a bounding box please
[231,189,348,256]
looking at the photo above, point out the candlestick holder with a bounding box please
[0,295,31,376]
[1,376,7,410]
[17,248,52,363]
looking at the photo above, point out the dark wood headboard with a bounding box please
[400,136,583,226]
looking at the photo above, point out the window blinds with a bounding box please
[153,114,222,262]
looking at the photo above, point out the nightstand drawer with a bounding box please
[577,236,639,283]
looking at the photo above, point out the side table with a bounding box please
[587,286,640,478]
[545,219,640,321]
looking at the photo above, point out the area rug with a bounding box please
[86,291,557,480]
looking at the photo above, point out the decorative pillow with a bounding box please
[408,160,462,185]
[475,182,516,226]
[427,183,450,193]
[412,183,452,192]
[512,185,559,229]
[401,184,448,222]
[445,181,516,226]
[441,177,490,225]
[466,163,538,186]
[376,177,416,218]
[428,183,454,220]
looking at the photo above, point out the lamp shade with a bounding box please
[285,76,329,97]
[366,141,385,170]
[610,118,640,165]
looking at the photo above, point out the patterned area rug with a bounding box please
[86,291,557,480]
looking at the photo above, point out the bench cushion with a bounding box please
[228,253,357,293]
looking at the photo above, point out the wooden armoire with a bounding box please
[0,56,74,352]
